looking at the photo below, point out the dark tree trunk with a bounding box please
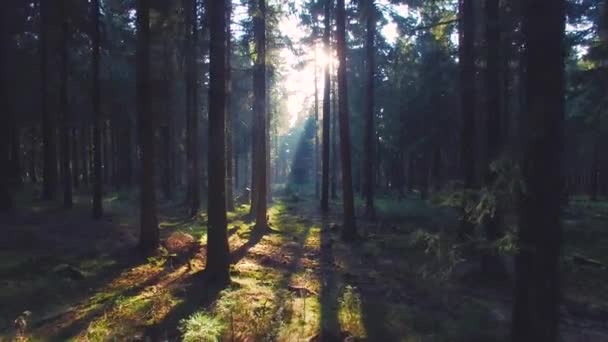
[30,128,38,184]
[363,0,376,219]
[206,0,231,285]
[225,0,235,211]
[336,0,357,240]
[0,10,12,211]
[80,125,88,186]
[320,0,332,212]
[481,0,506,278]
[331,76,338,199]
[40,0,58,201]
[458,0,476,237]
[137,0,159,253]
[10,118,23,187]
[185,0,200,216]
[512,1,565,340]
[314,31,320,200]
[92,0,103,218]
[590,137,599,201]
[60,0,73,208]
[72,128,79,189]
[253,0,268,229]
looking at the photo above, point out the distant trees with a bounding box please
[336,0,356,240]
[206,0,231,285]
[136,0,159,253]
[511,0,565,340]
[60,0,72,208]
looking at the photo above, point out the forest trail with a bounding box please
[2,195,608,341]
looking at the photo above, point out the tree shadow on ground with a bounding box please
[318,218,341,341]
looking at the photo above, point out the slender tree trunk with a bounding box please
[92,0,103,218]
[590,137,599,201]
[314,32,320,199]
[253,0,268,229]
[458,0,476,237]
[331,75,338,199]
[60,0,73,207]
[512,0,565,340]
[30,128,38,184]
[72,127,79,189]
[137,0,159,253]
[225,0,235,211]
[321,0,332,212]
[10,118,23,188]
[206,0,231,285]
[336,0,357,240]
[80,124,88,186]
[40,0,58,201]
[363,0,376,219]
[0,10,12,211]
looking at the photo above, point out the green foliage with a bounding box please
[338,285,365,337]
[409,230,463,280]
[179,312,226,342]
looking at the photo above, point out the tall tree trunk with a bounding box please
[314,31,320,199]
[206,0,230,285]
[10,118,23,188]
[185,0,200,216]
[481,0,506,277]
[321,0,332,212]
[336,0,356,240]
[458,0,476,237]
[590,137,599,201]
[137,0,159,252]
[0,9,12,211]
[253,0,268,229]
[225,0,235,211]
[72,127,79,189]
[92,0,103,218]
[60,0,73,207]
[512,0,565,340]
[30,128,39,184]
[331,74,338,199]
[40,0,58,201]
[363,0,375,219]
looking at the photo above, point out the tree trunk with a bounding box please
[253,0,268,229]
[336,0,357,240]
[60,0,73,207]
[92,0,103,218]
[72,127,79,189]
[512,1,565,340]
[41,0,58,201]
[137,0,159,253]
[225,0,235,211]
[331,74,338,199]
[363,0,375,219]
[458,0,476,237]
[206,0,231,285]
[314,31,320,199]
[320,0,332,212]
[0,10,12,211]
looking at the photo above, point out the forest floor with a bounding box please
[1,188,608,341]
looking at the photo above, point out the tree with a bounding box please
[92,0,103,219]
[336,0,356,240]
[362,0,375,219]
[253,0,268,229]
[60,0,73,208]
[40,0,58,201]
[185,0,200,217]
[206,0,231,285]
[511,0,565,340]
[458,0,475,237]
[0,3,12,211]
[136,0,159,253]
[226,0,235,211]
[320,0,332,212]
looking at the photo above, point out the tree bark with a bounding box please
[458,0,476,237]
[336,0,356,240]
[206,0,231,285]
[226,0,235,211]
[253,0,268,229]
[60,0,73,208]
[92,0,103,218]
[137,0,159,253]
[512,0,565,340]
[363,0,376,219]
[320,0,332,212]
[40,0,58,201]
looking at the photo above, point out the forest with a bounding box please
[1,0,607,341]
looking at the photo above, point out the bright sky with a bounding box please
[275,0,410,128]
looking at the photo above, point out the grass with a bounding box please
[2,190,607,341]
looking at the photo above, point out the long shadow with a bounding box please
[36,249,161,340]
[318,218,341,341]
[145,224,272,340]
